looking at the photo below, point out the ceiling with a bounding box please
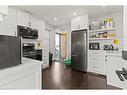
[15,6,123,27]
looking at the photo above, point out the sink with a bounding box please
[115,68,127,81]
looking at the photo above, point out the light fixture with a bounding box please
[54,18,58,21]
[73,12,77,16]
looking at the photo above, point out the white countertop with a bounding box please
[0,57,42,80]
[0,57,42,89]
[22,57,43,65]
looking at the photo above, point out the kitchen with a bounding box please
[0,5,127,89]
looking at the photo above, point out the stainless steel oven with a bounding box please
[22,43,42,61]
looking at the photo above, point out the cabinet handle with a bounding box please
[105,55,107,61]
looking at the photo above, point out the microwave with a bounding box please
[89,42,100,50]
[17,25,38,39]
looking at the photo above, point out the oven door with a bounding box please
[23,52,37,60]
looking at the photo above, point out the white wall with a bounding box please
[89,11,123,51]
[45,23,56,60]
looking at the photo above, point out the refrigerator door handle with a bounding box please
[84,32,87,53]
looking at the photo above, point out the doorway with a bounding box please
[55,32,67,62]
[55,33,61,60]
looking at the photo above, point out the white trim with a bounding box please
[42,64,49,69]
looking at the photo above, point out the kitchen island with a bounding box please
[0,57,42,89]
[106,51,127,89]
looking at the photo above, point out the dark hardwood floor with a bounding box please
[42,62,120,89]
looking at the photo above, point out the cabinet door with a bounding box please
[95,54,106,75]
[71,17,78,31]
[37,20,45,40]
[0,6,8,15]
[79,14,88,30]
[17,10,29,26]
[89,50,106,75]
[0,72,37,89]
[0,66,41,89]
[71,14,88,31]
[0,7,17,36]
[88,59,95,72]
[107,55,123,88]
[29,15,38,29]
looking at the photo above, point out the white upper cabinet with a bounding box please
[29,15,38,29]
[37,20,45,40]
[71,14,89,31]
[0,6,8,15]
[17,9,45,40]
[0,7,17,36]
[0,6,8,22]
[29,15,45,40]
[17,10,30,27]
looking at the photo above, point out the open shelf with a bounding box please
[89,37,116,41]
[89,28,116,33]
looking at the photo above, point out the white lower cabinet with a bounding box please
[106,55,124,88]
[0,69,39,89]
[89,50,106,75]
[71,14,88,31]
[123,60,127,89]
[0,58,41,89]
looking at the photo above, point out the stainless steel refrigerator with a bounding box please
[71,29,87,72]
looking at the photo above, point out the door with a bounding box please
[71,30,87,72]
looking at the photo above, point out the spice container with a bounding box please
[103,32,107,38]
[105,18,114,29]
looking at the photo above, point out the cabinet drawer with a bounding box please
[89,57,105,63]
